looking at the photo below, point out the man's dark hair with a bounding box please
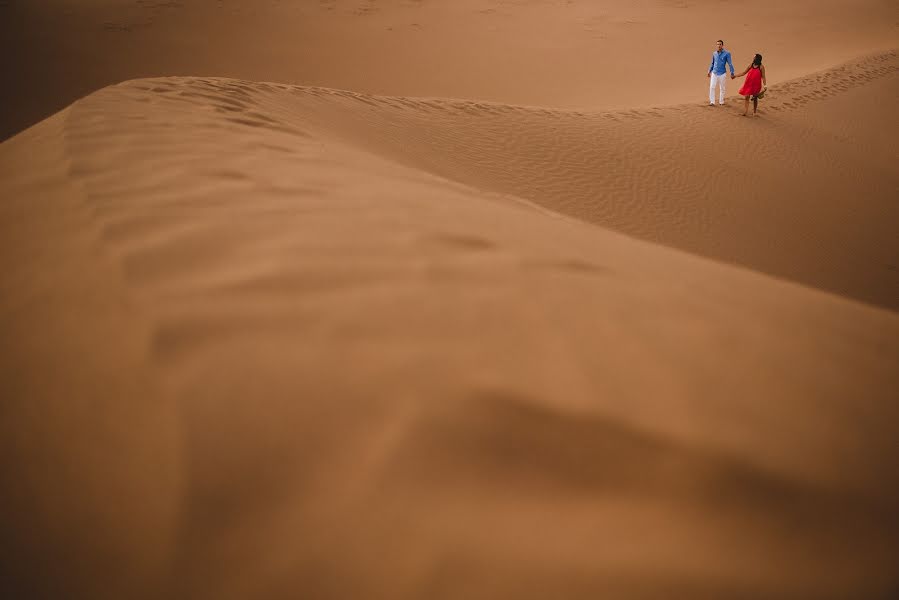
[717,39,724,45]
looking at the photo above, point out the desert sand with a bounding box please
[1,1,898,599]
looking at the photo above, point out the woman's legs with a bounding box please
[752,96,759,115]
[742,96,750,116]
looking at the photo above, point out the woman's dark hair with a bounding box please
[753,53,763,66]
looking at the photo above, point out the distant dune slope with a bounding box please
[3,0,898,140]
[1,54,898,599]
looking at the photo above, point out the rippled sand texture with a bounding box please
[1,1,898,600]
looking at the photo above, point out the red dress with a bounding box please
[739,65,763,96]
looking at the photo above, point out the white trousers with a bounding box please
[709,73,727,104]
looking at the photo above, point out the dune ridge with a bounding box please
[2,44,899,598]
[68,48,898,308]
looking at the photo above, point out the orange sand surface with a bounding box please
[1,1,898,599]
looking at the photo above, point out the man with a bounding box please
[707,39,735,105]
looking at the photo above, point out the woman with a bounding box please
[735,54,767,116]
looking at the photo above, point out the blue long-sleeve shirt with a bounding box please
[709,50,735,76]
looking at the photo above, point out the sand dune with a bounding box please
[2,61,899,598]
[2,1,899,599]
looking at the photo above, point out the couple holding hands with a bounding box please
[708,39,767,116]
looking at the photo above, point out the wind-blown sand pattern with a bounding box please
[1,1,898,599]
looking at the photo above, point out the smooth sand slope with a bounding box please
[2,1,899,599]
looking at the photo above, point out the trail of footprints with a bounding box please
[765,51,897,112]
[117,50,897,158]
[280,51,898,119]
[119,50,896,138]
